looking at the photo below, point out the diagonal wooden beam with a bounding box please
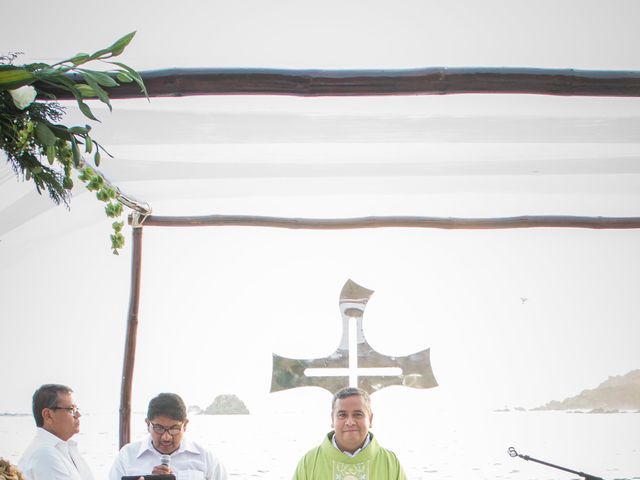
[39,67,640,99]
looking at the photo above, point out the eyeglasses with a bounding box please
[149,422,183,436]
[50,406,80,417]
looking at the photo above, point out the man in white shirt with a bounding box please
[109,392,227,480]
[19,384,94,480]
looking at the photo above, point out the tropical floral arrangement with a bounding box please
[0,32,147,254]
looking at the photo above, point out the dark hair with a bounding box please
[32,384,73,427]
[331,387,371,413]
[147,393,187,422]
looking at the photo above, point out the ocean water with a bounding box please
[1,409,639,480]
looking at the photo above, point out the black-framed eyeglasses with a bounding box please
[50,406,80,417]
[149,422,183,436]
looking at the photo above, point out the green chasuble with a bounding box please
[293,432,407,480]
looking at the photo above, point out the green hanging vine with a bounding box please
[0,32,147,254]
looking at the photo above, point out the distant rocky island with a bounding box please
[187,405,204,415]
[533,369,640,412]
[200,394,250,415]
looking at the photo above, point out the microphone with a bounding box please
[160,454,171,468]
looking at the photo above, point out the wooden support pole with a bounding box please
[38,67,640,99]
[134,214,640,230]
[119,224,144,449]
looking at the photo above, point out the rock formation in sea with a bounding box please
[204,394,250,415]
[187,405,204,415]
[533,369,640,411]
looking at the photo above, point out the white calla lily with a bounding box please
[9,85,37,110]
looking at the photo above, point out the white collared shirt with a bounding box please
[331,432,372,457]
[109,435,227,480]
[18,427,94,480]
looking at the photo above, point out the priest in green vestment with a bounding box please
[293,387,407,480]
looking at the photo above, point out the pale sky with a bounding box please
[1,0,639,416]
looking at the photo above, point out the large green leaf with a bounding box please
[33,67,65,79]
[89,31,136,60]
[107,31,136,57]
[34,122,58,147]
[44,76,102,121]
[75,83,97,98]
[44,74,78,92]
[0,66,35,90]
[80,72,112,110]
[77,99,100,121]
[116,72,133,83]
[69,53,91,66]
[79,69,118,88]
[48,124,73,141]
[108,61,149,98]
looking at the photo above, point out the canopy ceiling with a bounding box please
[2,1,640,249]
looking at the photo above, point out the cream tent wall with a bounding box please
[1,0,640,423]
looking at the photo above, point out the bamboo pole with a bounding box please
[134,214,640,230]
[39,67,640,99]
[119,223,144,449]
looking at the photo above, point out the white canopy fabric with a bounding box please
[2,92,640,249]
[2,1,640,247]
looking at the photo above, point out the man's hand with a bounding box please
[151,463,173,475]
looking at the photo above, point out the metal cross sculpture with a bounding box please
[271,279,438,394]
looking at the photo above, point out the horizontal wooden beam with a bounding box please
[133,214,640,230]
[40,67,640,99]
